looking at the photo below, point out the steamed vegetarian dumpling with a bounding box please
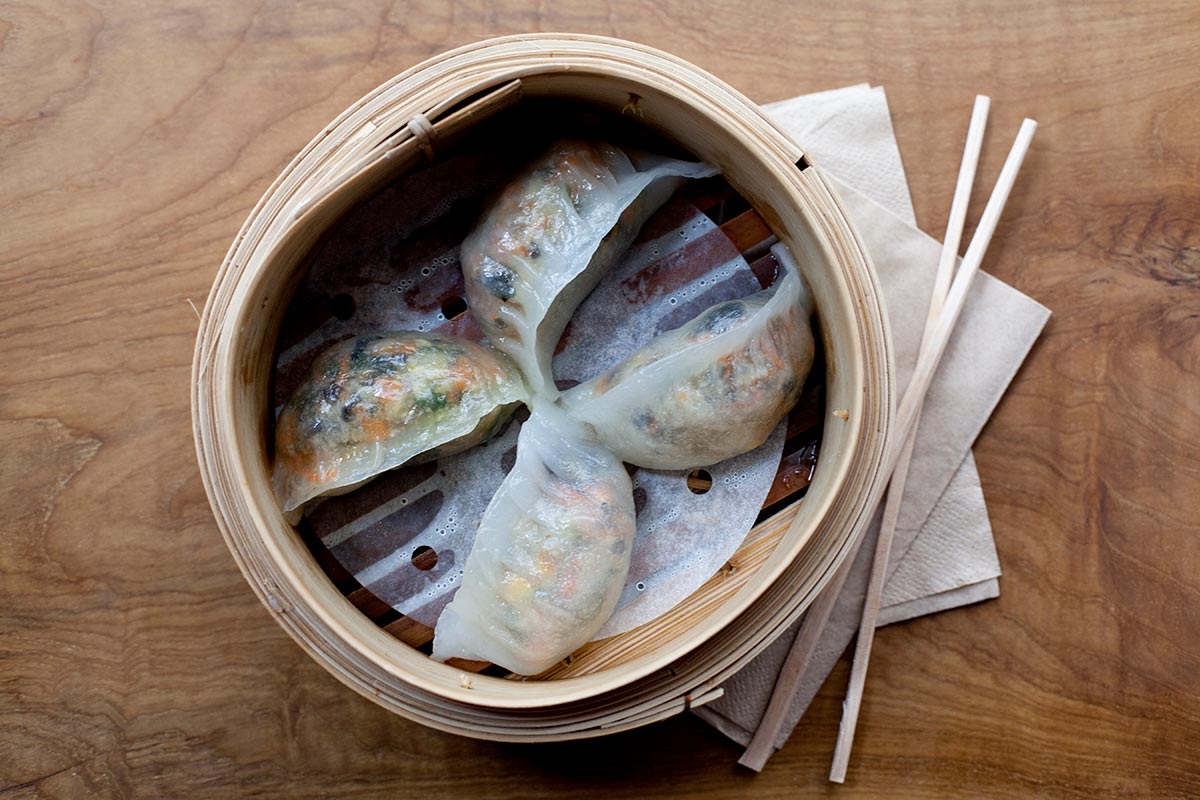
[432,399,636,676]
[273,332,526,517]
[561,242,815,470]
[461,139,715,398]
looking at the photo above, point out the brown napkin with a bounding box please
[692,85,1050,749]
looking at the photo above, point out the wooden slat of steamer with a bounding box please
[721,209,776,259]
[320,201,823,676]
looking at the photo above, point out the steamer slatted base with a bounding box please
[295,178,828,682]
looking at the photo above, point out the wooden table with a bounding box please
[3,2,1197,797]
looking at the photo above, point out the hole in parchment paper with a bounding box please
[441,296,468,319]
[686,469,713,495]
[636,581,647,592]
[330,293,356,320]
[631,485,649,515]
[500,446,518,475]
[411,545,438,571]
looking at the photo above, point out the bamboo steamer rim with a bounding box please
[192,33,893,731]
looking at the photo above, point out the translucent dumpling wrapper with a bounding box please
[561,242,816,470]
[461,139,716,398]
[273,332,527,518]
[432,399,636,676]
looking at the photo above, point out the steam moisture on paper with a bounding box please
[272,152,789,639]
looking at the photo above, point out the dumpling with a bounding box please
[432,399,636,676]
[461,139,716,398]
[272,332,526,517]
[561,242,815,470]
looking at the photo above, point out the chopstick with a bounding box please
[828,112,1038,783]
[737,101,1036,775]
[739,96,993,773]
[828,94,991,779]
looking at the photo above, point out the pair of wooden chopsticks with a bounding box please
[739,98,1037,777]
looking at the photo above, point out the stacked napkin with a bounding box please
[692,85,1050,751]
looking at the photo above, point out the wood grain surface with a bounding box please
[2,1,1198,797]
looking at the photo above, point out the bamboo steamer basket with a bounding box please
[192,34,894,739]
